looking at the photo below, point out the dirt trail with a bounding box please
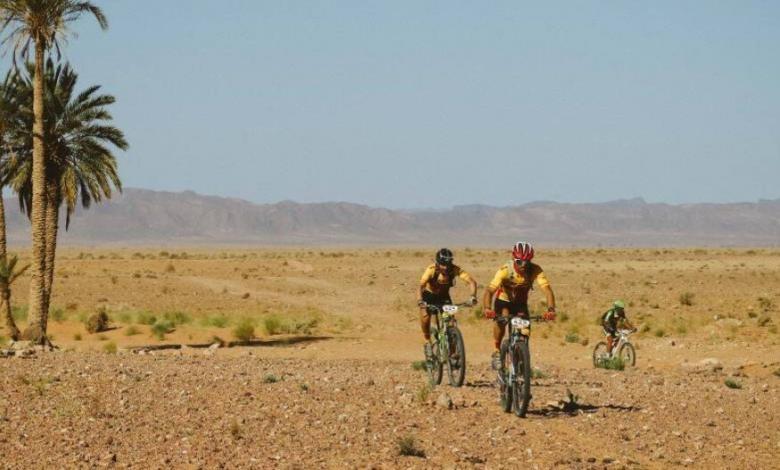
[1,350,777,469]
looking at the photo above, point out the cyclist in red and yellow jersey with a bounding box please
[482,242,556,369]
[417,248,478,358]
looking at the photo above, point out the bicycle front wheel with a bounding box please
[499,339,513,413]
[446,327,466,387]
[618,342,636,367]
[512,340,532,418]
[427,326,443,386]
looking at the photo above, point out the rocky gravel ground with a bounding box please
[1,349,778,469]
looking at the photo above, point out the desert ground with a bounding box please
[1,247,779,468]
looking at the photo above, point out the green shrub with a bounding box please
[232,318,256,342]
[85,310,110,334]
[411,360,426,371]
[163,311,191,326]
[11,305,28,321]
[135,311,157,325]
[596,356,625,371]
[398,435,426,457]
[724,378,742,389]
[150,320,174,340]
[263,314,320,336]
[758,296,775,312]
[114,310,134,324]
[124,326,140,336]
[73,333,82,341]
[416,383,431,403]
[558,312,570,322]
[532,368,547,379]
[564,332,580,343]
[679,292,695,306]
[103,341,117,354]
[263,374,279,383]
[202,314,229,328]
[758,315,772,327]
[263,315,282,335]
[50,308,66,323]
[654,328,666,338]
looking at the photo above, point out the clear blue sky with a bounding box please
[38,1,780,208]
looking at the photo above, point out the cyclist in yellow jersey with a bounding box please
[417,249,478,357]
[482,242,556,369]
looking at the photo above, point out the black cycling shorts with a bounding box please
[494,299,529,319]
[602,324,617,337]
[422,291,452,311]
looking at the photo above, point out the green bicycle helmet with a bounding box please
[613,300,626,310]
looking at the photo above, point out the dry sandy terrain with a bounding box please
[1,247,779,468]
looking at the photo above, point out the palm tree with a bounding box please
[0,69,25,340]
[0,255,28,339]
[0,0,107,342]
[6,60,127,318]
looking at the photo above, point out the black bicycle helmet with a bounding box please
[435,248,454,266]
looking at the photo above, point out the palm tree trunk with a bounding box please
[22,41,49,344]
[42,181,60,329]
[0,192,20,340]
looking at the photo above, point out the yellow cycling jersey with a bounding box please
[488,262,550,302]
[420,264,474,296]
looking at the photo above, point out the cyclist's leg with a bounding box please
[493,299,512,352]
[420,307,431,341]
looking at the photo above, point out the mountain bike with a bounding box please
[592,329,636,367]
[422,302,471,387]
[497,315,544,417]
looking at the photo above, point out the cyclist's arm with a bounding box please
[483,269,504,311]
[418,266,434,304]
[540,284,556,310]
[458,270,478,298]
[535,270,555,310]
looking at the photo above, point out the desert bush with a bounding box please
[232,318,256,342]
[758,315,772,327]
[202,314,229,328]
[11,305,28,321]
[416,383,431,403]
[263,314,320,336]
[163,311,192,326]
[124,326,140,336]
[398,435,425,457]
[654,328,666,338]
[73,333,82,341]
[151,320,174,340]
[596,356,625,371]
[758,296,775,312]
[724,378,742,389]
[50,308,66,323]
[532,367,547,379]
[164,263,176,274]
[263,374,279,383]
[85,310,110,334]
[135,311,157,325]
[564,332,580,343]
[679,292,695,306]
[103,341,118,354]
[411,360,426,371]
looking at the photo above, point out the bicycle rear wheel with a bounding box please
[499,340,512,413]
[512,340,532,418]
[446,327,466,387]
[618,342,636,367]
[427,326,443,386]
[592,342,609,367]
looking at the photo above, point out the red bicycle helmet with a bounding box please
[512,241,535,261]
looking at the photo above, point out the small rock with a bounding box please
[436,393,453,409]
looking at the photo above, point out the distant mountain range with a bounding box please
[3,188,779,246]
